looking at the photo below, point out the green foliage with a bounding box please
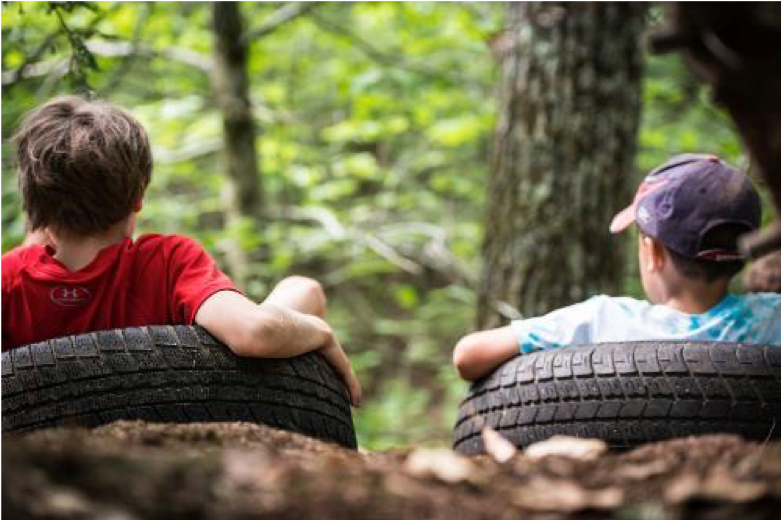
[639,54,744,173]
[1,2,762,449]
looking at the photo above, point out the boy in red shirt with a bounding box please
[2,96,361,406]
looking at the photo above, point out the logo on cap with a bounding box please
[50,286,91,307]
[637,206,652,226]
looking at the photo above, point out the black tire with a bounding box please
[2,325,357,449]
[453,342,781,455]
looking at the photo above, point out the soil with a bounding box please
[4,421,781,520]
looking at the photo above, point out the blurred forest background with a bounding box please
[1,2,766,449]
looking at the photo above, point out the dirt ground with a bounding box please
[4,421,781,520]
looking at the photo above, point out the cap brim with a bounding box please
[609,204,636,234]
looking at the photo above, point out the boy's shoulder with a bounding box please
[582,294,651,314]
[2,243,41,261]
[733,292,781,311]
[131,233,215,268]
[1,234,208,276]
[2,244,42,284]
[579,293,779,318]
[133,233,206,253]
[738,292,781,302]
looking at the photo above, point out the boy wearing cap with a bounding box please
[1,96,361,405]
[454,154,781,381]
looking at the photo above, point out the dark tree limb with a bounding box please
[648,4,781,257]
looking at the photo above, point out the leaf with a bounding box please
[664,467,769,504]
[481,427,516,464]
[524,436,607,462]
[513,478,624,512]
[404,448,476,484]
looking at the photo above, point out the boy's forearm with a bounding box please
[195,290,362,407]
[453,327,519,381]
[196,291,330,358]
[245,302,331,358]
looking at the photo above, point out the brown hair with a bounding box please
[665,224,746,283]
[13,96,152,236]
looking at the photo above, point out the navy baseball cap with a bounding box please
[610,153,761,261]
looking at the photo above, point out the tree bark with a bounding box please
[211,2,261,285]
[477,2,646,328]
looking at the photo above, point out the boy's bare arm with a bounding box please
[264,276,327,318]
[195,290,361,406]
[452,326,519,381]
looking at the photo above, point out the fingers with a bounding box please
[336,349,362,407]
[321,339,362,407]
[346,367,362,407]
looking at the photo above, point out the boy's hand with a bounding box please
[196,291,361,407]
[318,335,362,407]
[263,280,360,406]
[269,305,361,406]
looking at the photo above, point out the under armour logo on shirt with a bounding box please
[50,286,92,307]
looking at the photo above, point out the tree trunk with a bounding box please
[477,2,646,328]
[211,2,261,285]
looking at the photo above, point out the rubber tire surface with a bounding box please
[453,342,781,455]
[2,326,357,449]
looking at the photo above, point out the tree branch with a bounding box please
[242,2,319,43]
[269,205,523,319]
[308,10,470,86]
[7,33,59,87]
[87,41,212,73]
[2,41,212,86]
[99,2,154,94]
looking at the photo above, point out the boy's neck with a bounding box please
[660,281,730,315]
[49,220,132,272]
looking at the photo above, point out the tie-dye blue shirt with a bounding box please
[511,293,781,352]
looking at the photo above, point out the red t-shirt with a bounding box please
[2,234,239,350]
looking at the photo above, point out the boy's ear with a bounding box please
[133,199,143,212]
[649,237,667,272]
[641,235,666,273]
